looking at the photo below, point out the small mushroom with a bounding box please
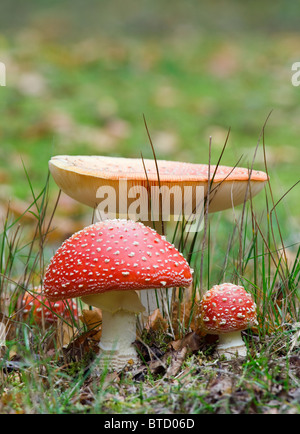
[22,291,79,324]
[197,283,258,359]
[43,219,193,370]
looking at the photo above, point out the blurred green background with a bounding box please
[0,0,299,227]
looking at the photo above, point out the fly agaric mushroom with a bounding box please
[22,291,78,324]
[197,283,258,359]
[48,155,268,315]
[43,219,193,370]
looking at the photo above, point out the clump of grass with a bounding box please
[0,174,81,352]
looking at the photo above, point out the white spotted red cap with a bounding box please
[22,292,78,324]
[198,283,257,334]
[197,283,258,359]
[44,219,193,301]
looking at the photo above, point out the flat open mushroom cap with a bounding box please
[49,155,268,215]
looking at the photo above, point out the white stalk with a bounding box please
[81,290,145,371]
[217,330,247,359]
[99,309,139,370]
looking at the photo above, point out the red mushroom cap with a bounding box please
[22,292,78,324]
[198,283,257,334]
[44,219,193,302]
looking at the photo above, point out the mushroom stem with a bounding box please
[99,309,139,370]
[217,331,247,359]
[81,290,145,371]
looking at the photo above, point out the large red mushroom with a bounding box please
[43,219,193,370]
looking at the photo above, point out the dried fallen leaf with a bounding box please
[147,358,166,376]
[208,375,233,398]
[0,345,6,359]
[62,327,101,364]
[170,331,202,353]
[145,309,168,333]
[56,319,78,349]
[166,347,188,378]
[80,308,102,342]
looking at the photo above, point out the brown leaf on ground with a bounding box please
[166,347,188,378]
[148,358,167,376]
[139,346,188,378]
[0,344,7,359]
[1,390,25,414]
[56,319,78,349]
[72,371,120,407]
[57,312,101,363]
[141,332,201,379]
[80,308,102,342]
[62,328,101,364]
[145,309,168,333]
[208,375,234,398]
[133,344,188,379]
[289,355,300,378]
[169,331,202,353]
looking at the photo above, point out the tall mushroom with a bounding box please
[48,155,268,315]
[49,155,268,215]
[43,219,193,370]
[197,283,258,359]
